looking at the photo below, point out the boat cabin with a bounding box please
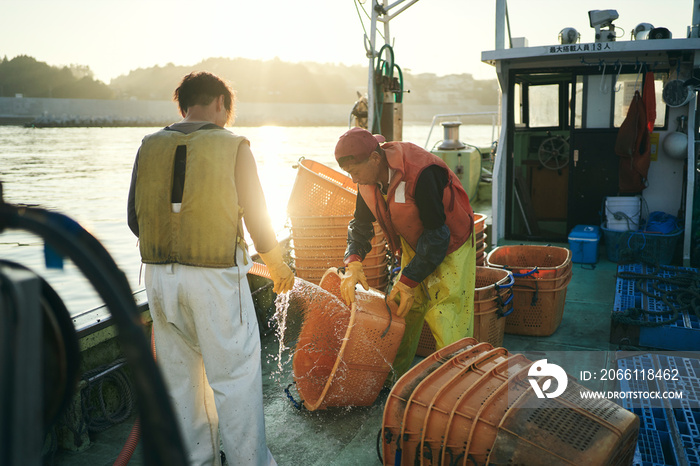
[483,2,700,266]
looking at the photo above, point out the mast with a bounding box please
[366,0,420,139]
[691,0,700,38]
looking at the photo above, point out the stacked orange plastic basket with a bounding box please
[381,337,639,465]
[485,245,572,336]
[287,159,389,287]
[415,265,514,356]
[474,213,488,266]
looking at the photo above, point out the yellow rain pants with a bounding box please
[390,234,476,380]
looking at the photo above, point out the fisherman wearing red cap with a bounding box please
[334,127,476,381]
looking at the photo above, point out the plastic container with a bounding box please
[381,338,639,465]
[291,225,349,238]
[474,213,486,234]
[605,195,641,232]
[381,338,482,466]
[292,235,347,249]
[613,264,700,350]
[366,279,388,291]
[293,237,386,261]
[293,246,346,261]
[289,215,353,228]
[362,251,388,268]
[287,159,357,217]
[415,323,439,358]
[292,269,405,410]
[618,354,700,464]
[422,352,527,464]
[440,354,533,465]
[400,347,511,465]
[475,241,487,266]
[486,245,572,336]
[487,382,639,465]
[382,336,639,466]
[294,268,327,284]
[294,256,341,270]
[568,225,601,264]
[292,233,386,249]
[601,222,682,265]
[415,267,514,356]
[472,268,514,347]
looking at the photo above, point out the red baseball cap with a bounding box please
[334,127,386,164]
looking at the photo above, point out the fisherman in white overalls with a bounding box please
[127,71,294,466]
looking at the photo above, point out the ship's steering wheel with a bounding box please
[538,136,570,170]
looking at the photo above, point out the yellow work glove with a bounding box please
[387,281,415,318]
[340,261,369,305]
[259,243,295,294]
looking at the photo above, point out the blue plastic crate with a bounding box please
[613,264,700,351]
[681,435,700,466]
[618,354,700,466]
[633,429,671,466]
[614,264,644,312]
[658,355,700,404]
[618,356,665,409]
[674,407,700,439]
[626,405,679,465]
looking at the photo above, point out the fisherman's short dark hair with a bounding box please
[174,71,236,123]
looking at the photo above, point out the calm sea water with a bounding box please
[0,124,496,314]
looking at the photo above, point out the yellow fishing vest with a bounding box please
[135,127,246,267]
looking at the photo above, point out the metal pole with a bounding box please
[495,0,506,50]
[382,0,421,21]
[683,95,696,265]
[691,0,700,38]
[383,0,391,45]
[367,2,379,132]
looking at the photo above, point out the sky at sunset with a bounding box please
[0,0,693,84]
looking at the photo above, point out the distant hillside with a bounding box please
[108,57,369,104]
[110,57,499,107]
[0,55,113,99]
[0,55,499,107]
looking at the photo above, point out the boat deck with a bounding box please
[53,239,624,465]
[262,254,621,466]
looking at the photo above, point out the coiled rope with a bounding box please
[81,358,135,433]
[612,264,700,327]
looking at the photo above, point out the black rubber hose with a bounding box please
[0,259,81,430]
[0,204,187,466]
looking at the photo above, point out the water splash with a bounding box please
[271,278,350,382]
[270,273,401,410]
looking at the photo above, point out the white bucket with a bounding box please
[605,196,641,231]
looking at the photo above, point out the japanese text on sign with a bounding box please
[548,43,613,54]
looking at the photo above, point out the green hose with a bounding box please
[372,44,404,134]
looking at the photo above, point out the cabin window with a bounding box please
[528,84,559,128]
[613,73,667,128]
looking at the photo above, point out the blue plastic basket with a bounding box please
[602,223,682,265]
